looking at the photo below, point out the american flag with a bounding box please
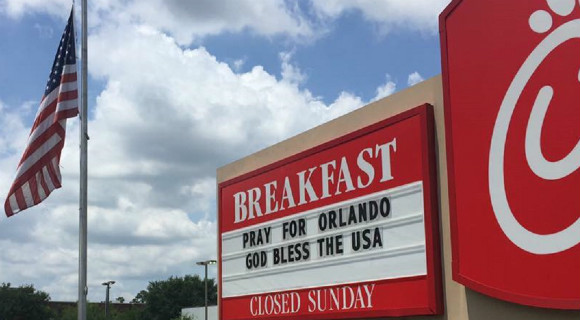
[4,9,79,217]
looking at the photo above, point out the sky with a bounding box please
[0,0,450,302]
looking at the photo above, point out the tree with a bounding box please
[170,316,194,320]
[137,275,217,320]
[131,290,147,304]
[58,302,145,320]
[58,303,106,320]
[114,307,145,320]
[0,283,54,320]
[116,297,125,304]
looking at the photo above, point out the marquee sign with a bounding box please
[218,105,442,320]
[441,0,580,309]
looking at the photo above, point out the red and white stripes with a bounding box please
[4,63,78,216]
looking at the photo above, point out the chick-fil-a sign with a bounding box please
[441,0,580,309]
[218,105,442,320]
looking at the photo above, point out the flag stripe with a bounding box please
[29,174,40,205]
[55,99,78,116]
[57,108,80,119]
[32,92,77,133]
[25,113,66,156]
[61,64,77,75]
[36,80,77,117]
[6,148,64,216]
[14,188,26,213]
[57,90,78,103]
[61,72,77,83]
[42,166,55,192]
[6,195,17,216]
[37,171,48,201]
[19,121,65,166]
[10,142,65,199]
[4,9,77,217]
[48,157,62,189]
[22,182,34,207]
[16,132,63,179]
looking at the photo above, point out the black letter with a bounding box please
[318,213,327,232]
[380,197,391,218]
[303,242,310,260]
[338,208,346,227]
[351,231,361,251]
[328,210,337,229]
[358,203,367,222]
[373,227,383,248]
[369,201,378,220]
[317,238,325,257]
[362,229,371,249]
[298,218,306,236]
[243,233,249,248]
[261,251,268,267]
[273,248,280,265]
[348,205,357,225]
[336,235,343,254]
[282,222,290,240]
[288,244,295,263]
[246,253,253,269]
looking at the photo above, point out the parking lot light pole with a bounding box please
[196,260,217,320]
[101,281,115,319]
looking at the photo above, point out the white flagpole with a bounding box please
[78,0,88,319]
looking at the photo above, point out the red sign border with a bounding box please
[217,104,443,319]
[440,0,580,310]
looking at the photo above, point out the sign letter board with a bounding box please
[441,0,580,309]
[218,105,442,320]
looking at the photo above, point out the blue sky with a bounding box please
[0,14,64,105]
[0,0,449,301]
[201,10,442,103]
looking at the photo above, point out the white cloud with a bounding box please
[0,100,34,153]
[87,24,362,158]
[1,0,316,45]
[0,19,365,301]
[311,0,451,35]
[0,0,71,19]
[408,71,425,86]
[280,51,307,85]
[0,101,32,199]
[373,75,397,101]
[33,23,54,39]
[0,204,217,300]
[122,0,315,45]
[232,58,247,73]
[1,0,449,45]
[0,0,439,303]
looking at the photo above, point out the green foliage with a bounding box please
[57,303,145,320]
[138,275,217,320]
[58,303,106,320]
[113,307,145,320]
[170,315,194,320]
[0,274,213,320]
[131,290,147,304]
[0,283,54,320]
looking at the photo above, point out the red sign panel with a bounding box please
[218,105,442,319]
[441,0,580,309]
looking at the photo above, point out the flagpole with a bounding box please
[78,0,88,319]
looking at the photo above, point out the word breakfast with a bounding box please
[234,137,398,224]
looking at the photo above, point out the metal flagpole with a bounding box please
[78,0,88,319]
